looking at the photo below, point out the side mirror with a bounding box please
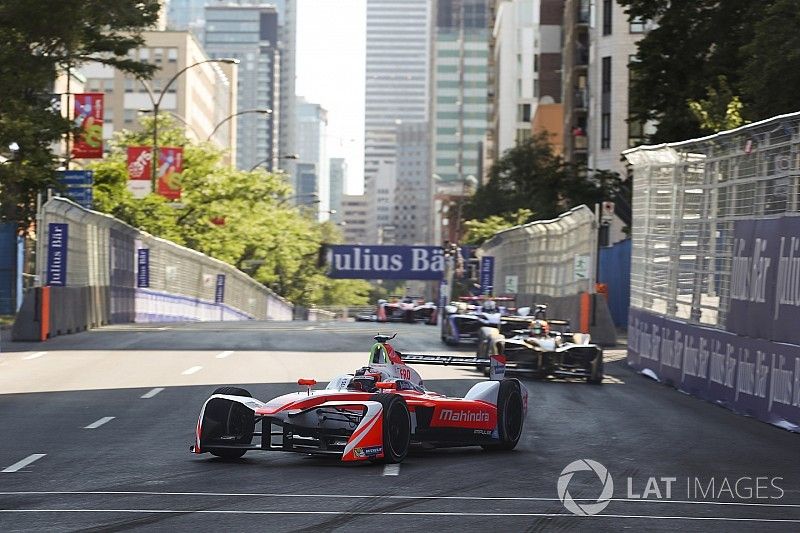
[444,305,457,314]
[517,306,530,317]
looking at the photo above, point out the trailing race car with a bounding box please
[441,296,534,346]
[476,306,603,384]
[191,334,527,463]
[355,296,437,324]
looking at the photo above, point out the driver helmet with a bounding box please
[530,319,549,337]
[482,299,497,312]
[348,370,382,392]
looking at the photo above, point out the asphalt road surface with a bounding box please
[0,321,798,532]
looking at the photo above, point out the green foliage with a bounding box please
[465,133,622,223]
[687,76,746,133]
[620,0,800,142]
[740,0,800,120]
[463,209,534,246]
[0,0,160,228]
[89,116,370,307]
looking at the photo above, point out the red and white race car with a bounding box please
[190,334,527,463]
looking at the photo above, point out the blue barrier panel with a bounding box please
[0,223,17,314]
[599,239,631,327]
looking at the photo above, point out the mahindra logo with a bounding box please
[439,408,489,422]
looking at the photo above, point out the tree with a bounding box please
[619,0,800,142]
[90,116,371,307]
[465,133,621,223]
[0,0,160,228]
[463,209,534,246]
[740,0,800,120]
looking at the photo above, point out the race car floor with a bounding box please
[0,321,797,532]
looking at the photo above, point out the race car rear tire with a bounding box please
[206,387,254,459]
[587,351,604,384]
[369,393,411,463]
[482,379,524,451]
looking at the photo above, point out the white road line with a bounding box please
[215,351,234,359]
[23,352,47,360]
[84,417,115,429]
[0,510,797,522]
[383,464,400,476]
[182,366,203,375]
[1,492,797,509]
[1,454,46,473]
[140,388,165,399]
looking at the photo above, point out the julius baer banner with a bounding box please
[628,215,800,430]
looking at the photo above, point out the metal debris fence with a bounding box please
[37,197,293,323]
[478,205,597,297]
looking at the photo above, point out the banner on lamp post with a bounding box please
[157,147,183,200]
[71,93,104,159]
[127,146,152,198]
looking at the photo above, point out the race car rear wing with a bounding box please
[400,353,506,380]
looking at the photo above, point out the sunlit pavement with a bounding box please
[0,321,797,532]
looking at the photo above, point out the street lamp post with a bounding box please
[248,153,299,172]
[138,57,239,194]
[206,108,272,142]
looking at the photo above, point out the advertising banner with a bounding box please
[727,215,800,345]
[46,223,68,286]
[628,307,800,431]
[71,93,104,159]
[326,245,445,280]
[137,249,150,288]
[157,147,183,200]
[127,146,152,198]
[215,274,226,303]
[479,256,494,295]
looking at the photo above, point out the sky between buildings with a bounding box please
[296,0,366,195]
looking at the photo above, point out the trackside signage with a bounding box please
[46,223,68,286]
[326,245,445,280]
[727,216,800,345]
[628,308,800,431]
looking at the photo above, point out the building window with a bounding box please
[601,56,612,94]
[602,0,613,36]
[517,104,531,123]
[167,48,178,62]
[124,78,134,93]
[630,16,647,33]
[601,56,612,149]
[534,54,539,72]
[601,113,611,149]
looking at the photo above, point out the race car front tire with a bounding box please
[370,393,411,463]
[482,379,524,451]
[587,351,604,384]
[206,386,255,459]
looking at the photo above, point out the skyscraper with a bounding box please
[329,158,347,224]
[393,122,430,245]
[295,97,329,219]
[431,0,490,184]
[167,1,296,176]
[364,0,431,240]
[204,4,280,171]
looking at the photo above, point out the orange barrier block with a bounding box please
[40,286,50,342]
[580,291,590,333]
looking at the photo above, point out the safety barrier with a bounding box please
[13,198,293,340]
[624,111,800,431]
[477,205,616,345]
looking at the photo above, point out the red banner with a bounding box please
[127,146,152,198]
[71,93,104,158]
[157,147,183,200]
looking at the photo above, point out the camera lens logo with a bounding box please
[557,459,614,516]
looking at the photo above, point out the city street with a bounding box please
[0,321,797,532]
